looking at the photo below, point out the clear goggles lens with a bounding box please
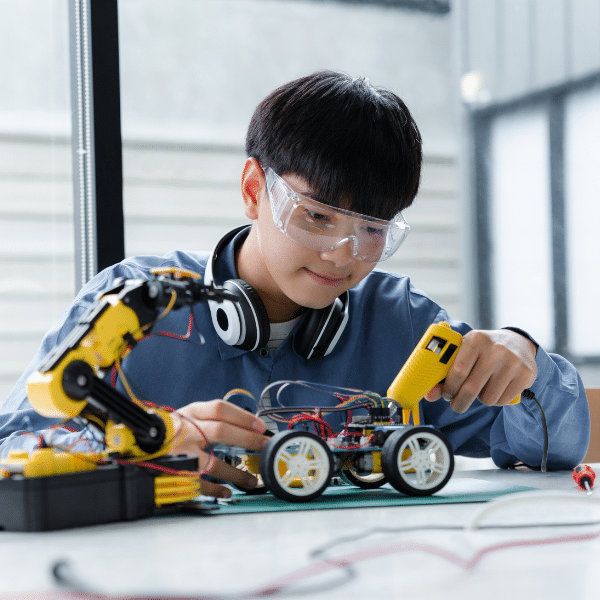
[265,167,409,262]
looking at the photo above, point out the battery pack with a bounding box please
[0,454,198,531]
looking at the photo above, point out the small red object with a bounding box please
[573,464,595,492]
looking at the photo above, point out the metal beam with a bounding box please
[69,0,124,291]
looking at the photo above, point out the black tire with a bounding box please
[259,430,333,502]
[340,456,388,489]
[381,427,454,496]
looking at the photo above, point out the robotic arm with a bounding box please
[25,267,237,458]
[0,268,241,531]
[0,267,238,531]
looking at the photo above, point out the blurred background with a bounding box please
[1,0,599,403]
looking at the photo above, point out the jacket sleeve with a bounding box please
[489,346,590,470]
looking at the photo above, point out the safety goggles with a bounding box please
[264,167,410,262]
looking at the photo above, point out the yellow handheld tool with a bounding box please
[387,322,520,425]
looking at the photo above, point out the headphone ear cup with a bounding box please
[208,283,244,347]
[294,292,349,360]
[211,279,270,351]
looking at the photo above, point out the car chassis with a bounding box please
[216,400,455,503]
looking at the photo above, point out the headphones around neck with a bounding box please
[204,227,349,359]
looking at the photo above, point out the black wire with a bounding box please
[50,557,355,600]
[522,389,549,473]
[51,516,600,600]
[52,560,74,586]
[310,518,600,564]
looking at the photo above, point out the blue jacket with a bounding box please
[0,229,590,469]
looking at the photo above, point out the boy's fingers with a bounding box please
[180,400,266,434]
[442,329,537,413]
[424,383,443,402]
[199,453,259,491]
[198,479,232,499]
[196,420,269,452]
[171,400,269,456]
[443,343,479,402]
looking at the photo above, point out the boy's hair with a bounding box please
[246,70,422,219]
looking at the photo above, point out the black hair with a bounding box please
[245,70,422,219]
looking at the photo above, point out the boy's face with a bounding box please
[240,159,377,319]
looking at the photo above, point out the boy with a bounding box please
[0,71,590,498]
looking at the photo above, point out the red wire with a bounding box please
[287,413,334,439]
[328,433,374,450]
[171,410,215,476]
[244,529,600,598]
[110,312,195,387]
[114,460,203,477]
[154,313,194,341]
[36,525,600,600]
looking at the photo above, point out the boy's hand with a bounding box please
[170,400,269,498]
[424,329,537,414]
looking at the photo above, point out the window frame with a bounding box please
[471,70,600,365]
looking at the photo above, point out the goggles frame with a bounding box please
[264,167,410,262]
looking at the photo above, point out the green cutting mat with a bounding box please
[215,478,533,514]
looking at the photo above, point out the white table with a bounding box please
[0,465,599,600]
